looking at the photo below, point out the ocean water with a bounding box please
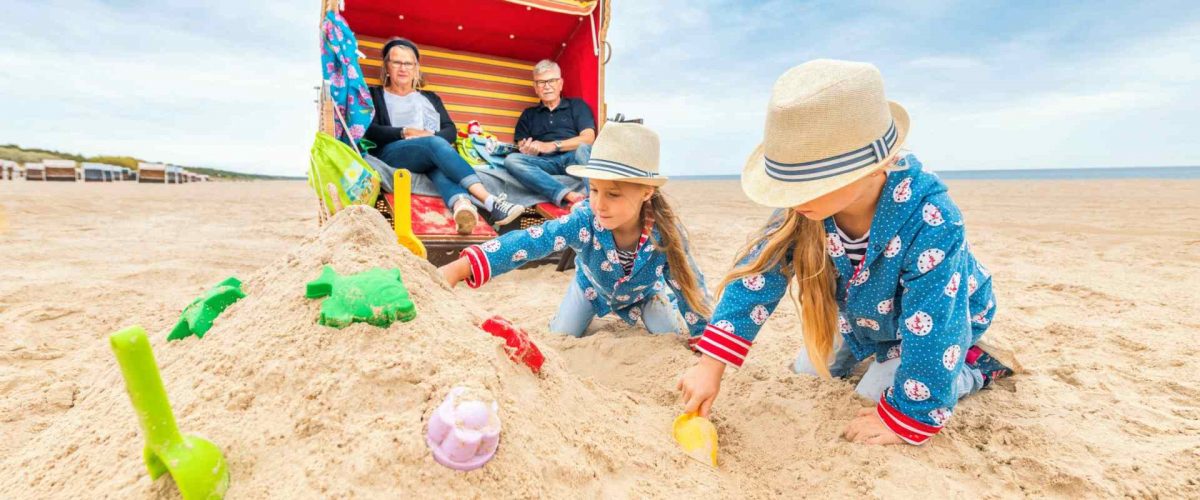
[674,166,1200,181]
[933,166,1200,180]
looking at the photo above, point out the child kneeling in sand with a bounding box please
[677,60,1013,445]
[441,122,713,339]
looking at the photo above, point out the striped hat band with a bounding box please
[585,158,658,178]
[764,121,897,182]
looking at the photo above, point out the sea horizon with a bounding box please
[672,165,1200,181]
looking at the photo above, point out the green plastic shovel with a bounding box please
[110,326,229,500]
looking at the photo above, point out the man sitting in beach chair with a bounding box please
[502,60,596,208]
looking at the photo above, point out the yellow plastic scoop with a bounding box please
[392,170,427,259]
[672,413,719,467]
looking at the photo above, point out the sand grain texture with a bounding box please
[1,179,1198,498]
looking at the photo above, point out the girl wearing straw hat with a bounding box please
[440,122,713,339]
[678,60,1012,445]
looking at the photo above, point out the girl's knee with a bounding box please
[548,316,590,338]
[642,313,684,335]
[791,352,823,376]
[854,358,900,400]
[641,295,685,335]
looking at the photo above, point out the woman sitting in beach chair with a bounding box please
[365,38,524,235]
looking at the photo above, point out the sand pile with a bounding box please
[4,180,1199,498]
[2,206,714,498]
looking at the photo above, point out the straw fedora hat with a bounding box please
[742,59,909,208]
[566,122,668,187]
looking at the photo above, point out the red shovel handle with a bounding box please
[480,316,544,374]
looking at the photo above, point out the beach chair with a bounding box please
[81,162,107,182]
[315,0,608,269]
[138,162,167,183]
[24,163,45,181]
[42,159,78,182]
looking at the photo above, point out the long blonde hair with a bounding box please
[646,190,713,318]
[715,210,838,377]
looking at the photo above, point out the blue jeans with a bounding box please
[549,280,685,337]
[377,136,482,208]
[792,343,986,402]
[502,144,591,205]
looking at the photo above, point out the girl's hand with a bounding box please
[439,257,472,287]
[842,407,905,445]
[677,354,726,417]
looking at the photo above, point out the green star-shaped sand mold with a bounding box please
[168,277,246,341]
[305,266,417,328]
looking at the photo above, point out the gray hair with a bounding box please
[533,59,560,76]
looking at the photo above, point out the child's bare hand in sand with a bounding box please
[842,407,904,445]
[439,257,472,287]
[677,355,726,417]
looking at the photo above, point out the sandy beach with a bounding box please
[1,178,1198,498]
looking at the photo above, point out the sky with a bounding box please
[1,0,1197,177]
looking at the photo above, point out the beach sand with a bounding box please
[1,179,1198,498]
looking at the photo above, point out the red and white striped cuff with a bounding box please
[460,245,492,289]
[691,323,753,368]
[876,395,942,445]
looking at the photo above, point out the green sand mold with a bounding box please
[168,277,246,341]
[305,266,417,328]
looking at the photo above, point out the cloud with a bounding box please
[0,0,319,174]
[0,1,1196,176]
[907,56,987,70]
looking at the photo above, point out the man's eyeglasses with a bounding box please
[387,61,417,70]
[534,78,561,88]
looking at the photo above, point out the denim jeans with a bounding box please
[502,143,591,205]
[792,343,986,402]
[376,136,482,208]
[549,279,685,337]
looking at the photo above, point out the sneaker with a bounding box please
[452,200,478,235]
[489,194,525,226]
[966,345,1014,388]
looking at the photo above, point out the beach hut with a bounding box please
[138,162,167,183]
[43,159,79,182]
[81,162,111,182]
[120,167,135,181]
[24,162,45,181]
[315,0,610,265]
[166,165,183,184]
[0,160,16,180]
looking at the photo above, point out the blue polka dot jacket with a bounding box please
[693,154,996,444]
[461,201,713,337]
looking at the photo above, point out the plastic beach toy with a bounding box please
[392,170,427,259]
[168,277,245,341]
[305,266,417,328]
[110,326,229,499]
[479,316,544,374]
[426,386,501,471]
[672,413,719,467]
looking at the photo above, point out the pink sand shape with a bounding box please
[426,387,501,471]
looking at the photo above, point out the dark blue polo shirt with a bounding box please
[513,97,596,143]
